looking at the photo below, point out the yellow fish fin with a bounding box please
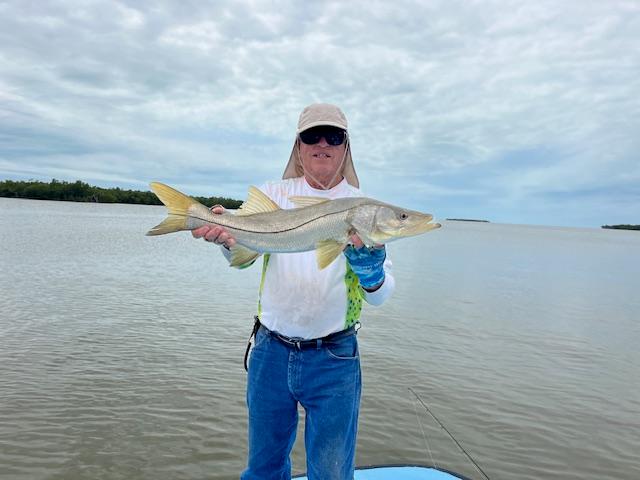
[146,215,187,236]
[147,182,204,235]
[316,239,346,270]
[236,186,280,216]
[149,182,202,215]
[229,244,261,268]
[289,196,331,208]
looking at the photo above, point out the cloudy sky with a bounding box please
[1,0,638,227]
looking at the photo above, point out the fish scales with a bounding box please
[181,197,371,253]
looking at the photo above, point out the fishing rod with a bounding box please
[408,387,491,480]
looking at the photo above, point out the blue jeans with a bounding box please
[241,325,362,480]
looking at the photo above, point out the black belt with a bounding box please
[263,323,357,350]
[244,316,357,371]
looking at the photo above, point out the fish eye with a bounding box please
[399,212,408,220]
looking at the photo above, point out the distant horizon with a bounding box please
[3,177,638,231]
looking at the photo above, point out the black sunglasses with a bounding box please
[299,126,347,146]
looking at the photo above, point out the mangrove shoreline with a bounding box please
[0,179,243,209]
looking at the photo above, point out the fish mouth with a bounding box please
[405,221,441,236]
[377,217,440,240]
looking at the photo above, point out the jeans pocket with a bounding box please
[253,327,269,350]
[325,336,359,360]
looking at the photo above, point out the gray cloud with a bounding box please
[0,0,638,226]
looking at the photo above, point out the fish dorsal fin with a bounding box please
[316,239,346,270]
[229,244,261,268]
[289,196,331,208]
[236,186,280,216]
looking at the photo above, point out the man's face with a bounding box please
[298,126,347,189]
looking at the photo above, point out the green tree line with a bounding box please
[0,179,243,209]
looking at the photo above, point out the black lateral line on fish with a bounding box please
[177,207,359,235]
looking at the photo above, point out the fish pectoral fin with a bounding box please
[236,186,280,216]
[288,196,331,208]
[316,240,346,270]
[229,245,261,268]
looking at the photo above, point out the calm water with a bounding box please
[1,198,639,480]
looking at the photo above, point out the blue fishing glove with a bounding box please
[343,245,386,289]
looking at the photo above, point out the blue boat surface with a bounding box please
[293,464,470,479]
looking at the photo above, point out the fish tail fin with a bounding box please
[146,215,188,236]
[146,182,206,236]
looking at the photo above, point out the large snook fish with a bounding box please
[147,182,441,269]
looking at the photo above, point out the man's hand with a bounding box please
[191,205,236,248]
[344,234,386,291]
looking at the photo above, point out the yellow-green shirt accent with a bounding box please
[257,254,270,317]
[344,262,364,329]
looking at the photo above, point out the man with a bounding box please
[193,104,395,479]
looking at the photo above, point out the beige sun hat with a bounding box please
[282,103,359,188]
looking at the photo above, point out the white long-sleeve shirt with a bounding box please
[225,176,395,339]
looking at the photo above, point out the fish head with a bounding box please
[350,202,441,244]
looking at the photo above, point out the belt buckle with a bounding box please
[277,333,305,349]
